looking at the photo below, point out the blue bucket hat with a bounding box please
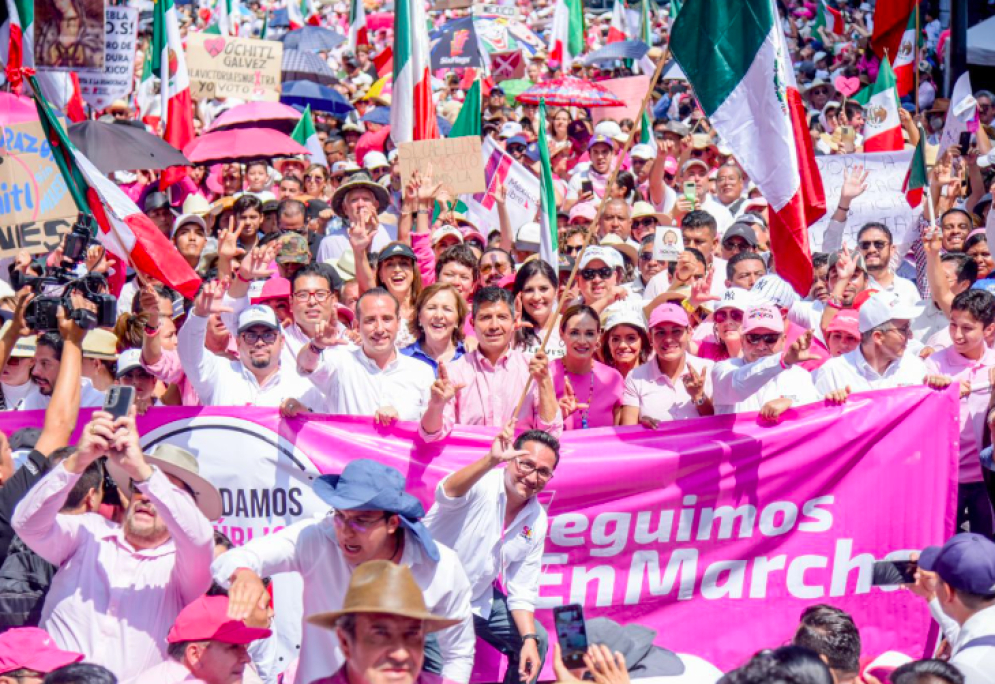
[314,459,440,562]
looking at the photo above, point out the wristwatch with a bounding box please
[521,633,540,643]
[694,395,706,406]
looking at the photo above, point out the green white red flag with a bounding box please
[349,0,368,48]
[291,105,326,168]
[152,0,194,181]
[537,99,559,272]
[812,0,845,37]
[391,0,437,143]
[549,0,585,70]
[892,9,918,97]
[853,56,903,152]
[902,127,927,208]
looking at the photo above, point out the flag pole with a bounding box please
[509,44,671,421]
[914,2,920,115]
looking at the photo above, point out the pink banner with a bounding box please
[2,386,958,674]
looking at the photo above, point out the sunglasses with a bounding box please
[722,239,751,251]
[564,244,583,255]
[858,240,888,250]
[714,310,744,323]
[633,218,657,228]
[580,266,614,281]
[638,252,657,262]
[508,145,526,154]
[305,174,326,182]
[745,332,781,346]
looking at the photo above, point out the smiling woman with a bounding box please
[551,305,623,429]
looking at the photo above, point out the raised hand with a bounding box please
[348,212,376,252]
[529,350,551,384]
[839,164,869,206]
[783,330,819,366]
[583,644,630,684]
[689,270,720,308]
[238,242,278,281]
[834,244,857,281]
[310,320,346,350]
[227,568,269,622]
[682,364,707,402]
[192,279,234,317]
[9,288,35,337]
[487,419,529,465]
[558,376,589,419]
[429,361,465,406]
[217,219,246,263]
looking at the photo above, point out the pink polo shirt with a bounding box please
[622,354,715,423]
[925,345,995,483]
[551,358,624,429]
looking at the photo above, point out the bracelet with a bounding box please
[309,341,326,355]
[521,633,540,643]
[236,272,251,283]
[132,464,158,487]
[144,325,160,337]
[779,355,789,369]
[826,295,843,309]
[837,204,850,212]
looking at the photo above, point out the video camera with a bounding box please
[12,216,117,333]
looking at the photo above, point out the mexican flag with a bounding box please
[892,9,918,98]
[902,127,927,208]
[214,0,239,35]
[135,47,160,123]
[537,99,558,271]
[2,0,32,91]
[30,75,202,299]
[607,0,629,43]
[152,0,194,171]
[871,0,917,61]
[549,0,584,70]
[812,0,844,37]
[391,0,437,144]
[291,105,326,168]
[348,0,368,48]
[671,0,825,296]
[853,56,903,152]
[449,79,481,139]
[288,0,306,29]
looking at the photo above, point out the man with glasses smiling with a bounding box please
[425,420,558,684]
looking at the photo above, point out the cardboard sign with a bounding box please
[34,0,106,71]
[398,137,486,196]
[185,33,283,101]
[78,6,139,111]
[590,76,651,126]
[808,150,916,252]
[0,121,79,257]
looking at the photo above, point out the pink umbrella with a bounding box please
[0,92,40,125]
[366,12,393,32]
[184,128,310,165]
[207,101,303,133]
[516,76,625,107]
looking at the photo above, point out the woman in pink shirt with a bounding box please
[552,305,624,429]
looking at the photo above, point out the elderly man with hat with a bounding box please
[214,459,475,684]
[0,627,82,683]
[12,410,218,680]
[317,172,394,263]
[134,595,272,684]
[910,533,995,684]
[307,561,463,684]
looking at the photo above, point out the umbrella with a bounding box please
[584,40,650,66]
[67,120,190,174]
[281,80,354,117]
[183,128,310,165]
[207,101,302,133]
[0,92,39,125]
[280,26,346,51]
[282,49,339,86]
[270,8,289,27]
[516,77,624,107]
[366,12,393,32]
[661,60,687,81]
[360,107,452,135]
[473,16,543,55]
[495,78,532,105]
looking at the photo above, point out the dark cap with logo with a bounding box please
[919,533,995,595]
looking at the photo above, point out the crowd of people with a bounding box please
[1,0,995,682]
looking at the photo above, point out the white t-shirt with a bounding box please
[712,354,819,415]
[813,348,929,395]
[17,378,106,411]
[1,380,37,410]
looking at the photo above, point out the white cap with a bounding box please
[387,149,399,163]
[594,120,627,143]
[499,122,523,139]
[813,51,827,62]
[431,224,464,246]
[601,302,647,333]
[579,245,622,270]
[515,222,541,251]
[116,348,144,377]
[237,305,281,334]
[751,274,800,310]
[171,213,208,239]
[630,143,657,160]
[363,151,389,170]
[331,161,361,174]
[858,291,924,333]
[715,287,756,313]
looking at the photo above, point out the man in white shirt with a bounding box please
[317,173,394,263]
[913,533,995,684]
[670,160,734,237]
[178,282,325,408]
[789,250,869,346]
[563,134,616,212]
[18,333,106,411]
[215,459,475,684]
[424,422,554,684]
[288,287,434,422]
[814,291,935,401]
[712,302,820,417]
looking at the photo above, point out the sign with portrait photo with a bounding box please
[35,0,106,71]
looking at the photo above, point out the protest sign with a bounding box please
[653,224,684,261]
[1,387,955,674]
[78,6,139,111]
[591,76,651,125]
[463,137,540,231]
[398,137,486,196]
[491,51,526,81]
[0,121,79,257]
[430,17,482,70]
[473,4,522,18]
[185,33,283,101]
[34,0,105,71]
[808,150,916,251]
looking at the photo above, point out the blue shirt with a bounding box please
[401,339,466,376]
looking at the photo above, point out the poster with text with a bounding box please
[186,33,283,102]
[78,6,139,110]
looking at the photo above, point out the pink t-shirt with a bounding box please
[551,358,624,429]
[697,338,731,363]
[622,354,715,423]
[925,345,995,483]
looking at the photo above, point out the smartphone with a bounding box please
[581,179,594,196]
[959,131,973,156]
[103,385,136,420]
[553,604,589,669]
[871,559,917,586]
[683,181,696,202]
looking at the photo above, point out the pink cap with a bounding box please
[167,596,272,645]
[0,627,83,675]
[250,276,291,304]
[336,304,355,326]
[742,303,784,334]
[664,156,678,175]
[648,302,689,329]
[826,309,860,338]
[568,202,597,223]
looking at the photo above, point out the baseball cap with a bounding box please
[168,595,272,645]
[568,202,597,224]
[277,232,310,264]
[826,309,860,338]
[144,191,172,213]
[515,222,541,252]
[680,159,709,175]
[237,305,281,334]
[630,143,657,160]
[116,348,144,378]
[363,151,389,171]
[919,533,995,595]
[715,287,755,313]
[857,291,923,333]
[506,135,528,148]
[557,253,575,274]
[742,302,784,334]
[305,199,330,222]
[587,133,615,151]
[250,276,292,303]
[648,302,689,329]
[723,222,759,247]
[499,121,523,139]
[601,302,647,333]
[828,250,868,273]
[594,120,627,143]
[378,241,417,263]
[431,225,463,246]
[172,213,208,239]
[752,274,800,310]
[972,278,995,295]
[0,627,83,675]
[579,245,621,270]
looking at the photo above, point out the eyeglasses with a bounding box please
[293,289,333,302]
[639,252,658,262]
[884,324,912,338]
[745,332,781,346]
[515,457,554,481]
[305,174,326,183]
[332,511,390,532]
[654,131,667,140]
[714,310,744,324]
[479,262,511,275]
[858,240,889,250]
[633,218,657,228]
[564,244,583,255]
[507,145,526,154]
[722,239,752,251]
[580,266,614,281]
[241,330,279,344]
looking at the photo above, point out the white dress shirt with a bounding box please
[177,314,326,408]
[424,470,547,620]
[16,378,106,411]
[813,348,929,395]
[928,601,995,684]
[302,345,434,419]
[701,195,735,238]
[787,300,829,345]
[316,224,394,263]
[3,380,39,409]
[211,516,476,684]
[712,355,819,415]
